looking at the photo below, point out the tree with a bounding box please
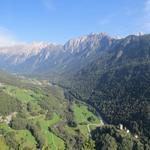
[10,117,27,130]
[97,134,117,150]
[82,139,95,150]
[67,120,77,128]
[27,102,33,112]
[46,111,53,120]
[87,116,95,122]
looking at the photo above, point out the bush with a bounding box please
[67,120,77,128]
[87,116,95,122]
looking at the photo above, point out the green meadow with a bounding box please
[0,75,102,150]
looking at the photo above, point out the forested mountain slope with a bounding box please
[67,34,150,148]
[0,33,150,149]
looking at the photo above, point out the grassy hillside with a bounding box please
[0,72,102,149]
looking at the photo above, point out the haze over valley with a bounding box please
[0,0,150,150]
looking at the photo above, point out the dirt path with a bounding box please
[87,122,104,137]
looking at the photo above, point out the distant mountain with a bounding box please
[0,32,149,83]
[0,33,115,76]
[0,42,63,70]
[0,32,150,148]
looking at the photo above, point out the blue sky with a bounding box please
[0,0,149,46]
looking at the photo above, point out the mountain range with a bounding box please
[0,32,148,75]
[0,33,116,74]
[0,32,150,149]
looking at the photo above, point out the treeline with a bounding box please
[27,123,45,149]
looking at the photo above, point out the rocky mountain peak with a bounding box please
[0,42,60,56]
[64,32,113,53]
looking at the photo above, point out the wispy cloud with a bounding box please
[0,26,24,47]
[41,0,55,11]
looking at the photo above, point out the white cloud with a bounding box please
[0,26,24,47]
[41,0,55,11]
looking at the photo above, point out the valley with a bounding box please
[0,73,103,150]
[0,33,150,149]
[1,0,150,149]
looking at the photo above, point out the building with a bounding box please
[119,124,123,130]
